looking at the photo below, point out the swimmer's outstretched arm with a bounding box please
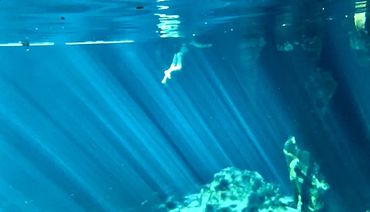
[189,40,213,48]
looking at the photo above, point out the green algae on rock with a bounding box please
[283,136,330,211]
[161,137,329,212]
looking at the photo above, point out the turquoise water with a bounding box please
[0,0,369,211]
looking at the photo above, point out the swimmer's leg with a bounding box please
[161,47,187,84]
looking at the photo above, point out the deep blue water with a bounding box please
[0,0,370,211]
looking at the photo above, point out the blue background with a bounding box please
[0,0,369,211]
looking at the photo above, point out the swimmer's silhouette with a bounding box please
[161,41,212,84]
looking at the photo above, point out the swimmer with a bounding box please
[161,40,212,84]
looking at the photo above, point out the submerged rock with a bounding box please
[283,136,330,211]
[161,167,296,211]
[161,137,329,211]
[305,69,337,117]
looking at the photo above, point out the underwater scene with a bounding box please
[0,0,370,211]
